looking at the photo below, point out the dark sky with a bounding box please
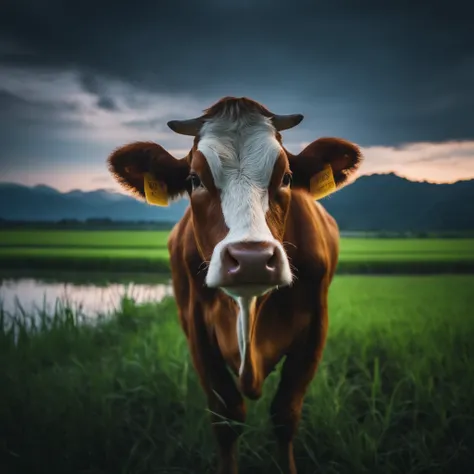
[1,0,473,189]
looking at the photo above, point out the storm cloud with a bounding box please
[1,0,473,188]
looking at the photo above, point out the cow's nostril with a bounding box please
[223,248,240,273]
[266,250,278,270]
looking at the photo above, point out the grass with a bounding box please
[0,230,170,248]
[0,247,170,259]
[1,275,474,474]
[1,230,474,274]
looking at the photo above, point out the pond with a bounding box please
[0,270,174,317]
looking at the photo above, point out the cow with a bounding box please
[107,97,362,474]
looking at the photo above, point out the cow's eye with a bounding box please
[186,173,203,193]
[281,173,292,188]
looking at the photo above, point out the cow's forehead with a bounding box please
[196,113,283,189]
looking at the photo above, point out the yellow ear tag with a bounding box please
[309,164,337,200]
[144,172,169,206]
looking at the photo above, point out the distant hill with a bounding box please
[0,183,188,223]
[321,173,474,232]
[1,173,474,231]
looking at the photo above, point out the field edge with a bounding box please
[2,255,474,274]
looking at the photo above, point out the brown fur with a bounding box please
[108,141,190,200]
[197,96,284,143]
[288,137,362,191]
[107,96,363,474]
[203,96,275,120]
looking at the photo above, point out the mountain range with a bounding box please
[1,173,474,232]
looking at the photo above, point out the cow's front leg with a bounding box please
[207,379,245,474]
[269,297,329,474]
[188,303,246,474]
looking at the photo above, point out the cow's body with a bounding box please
[169,193,338,396]
[107,97,362,474]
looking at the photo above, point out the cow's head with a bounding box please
[108,97,362,299]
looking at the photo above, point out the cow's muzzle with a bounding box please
[218,241,287,293]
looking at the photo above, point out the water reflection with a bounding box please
[0,271,174,317]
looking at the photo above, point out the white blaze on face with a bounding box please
[197,112,293,373]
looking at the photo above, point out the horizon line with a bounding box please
[1,170,474,195]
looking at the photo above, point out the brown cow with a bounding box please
[107,97,362,474]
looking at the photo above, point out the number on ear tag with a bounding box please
[309,164,337,200]
[144,172,169,206]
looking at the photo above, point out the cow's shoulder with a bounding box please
[168,206,215,298]
[167,207,195,334]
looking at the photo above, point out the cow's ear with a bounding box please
[288,137,362,199]
[107,142,190,206]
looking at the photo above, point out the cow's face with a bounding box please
[188,113,294,298]
[108,97,362,299]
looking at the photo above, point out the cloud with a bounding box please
[0,0,473,146]
[1,63,474,189]
[96,96,118,111]
[1,166,124,193]
[3,139,474,194]
[358,141,474,183]
[0,0,473,190]
[79,73,119,111]
[91,174,113,184]
[0,65,205,167]
[294,139,474,183]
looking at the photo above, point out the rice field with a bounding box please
[1,230,473,273]
[2,230,474,472]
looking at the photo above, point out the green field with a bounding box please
[1,230,474,273]
[2,275,474,474]
[0,230,171,248]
